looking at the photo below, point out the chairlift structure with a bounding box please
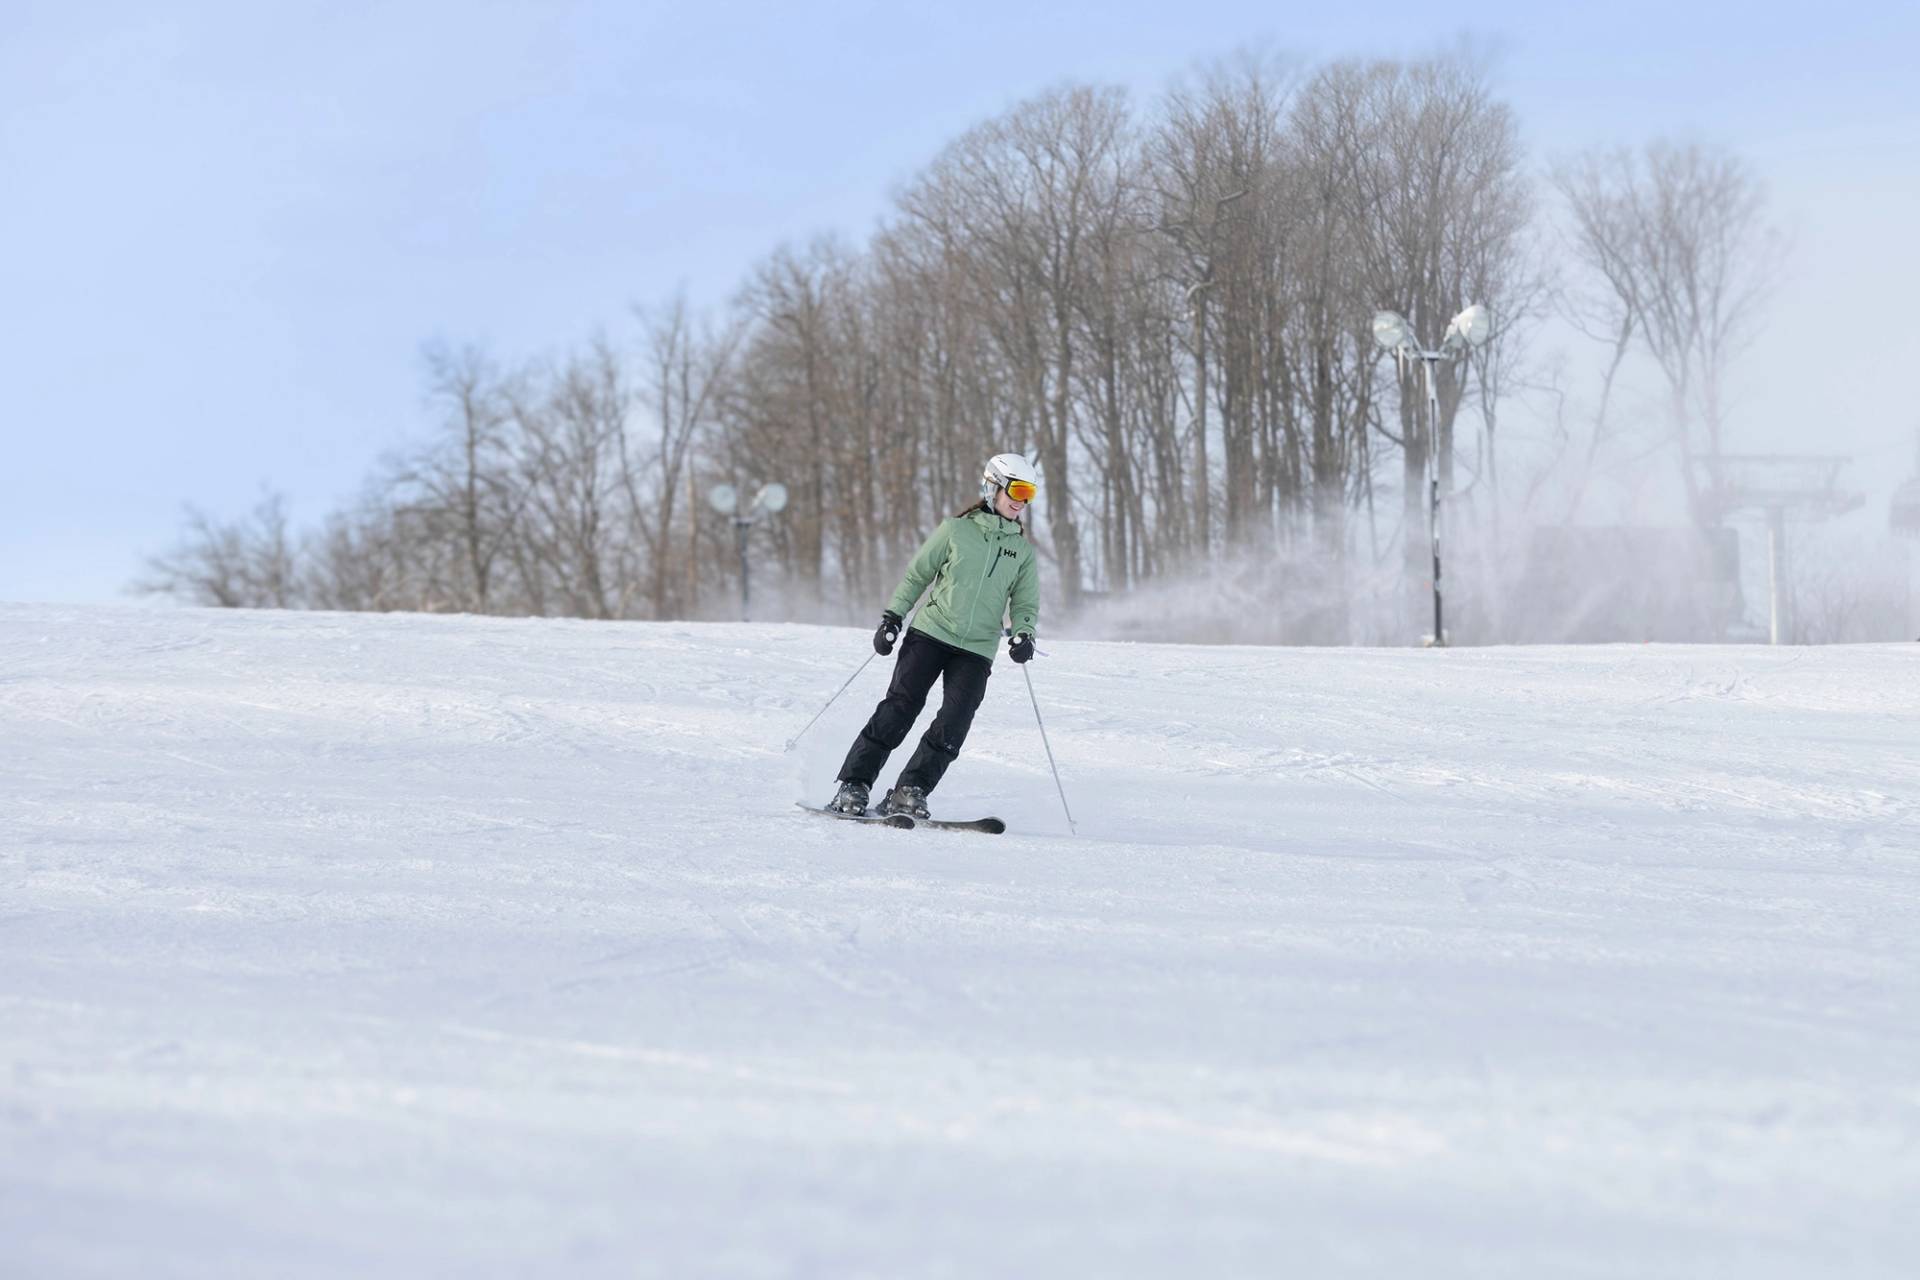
[1692,454,1864,645]
[1892,432,1920,640]
[1891,432,1920,541]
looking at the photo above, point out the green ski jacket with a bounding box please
[887,507,1040,660]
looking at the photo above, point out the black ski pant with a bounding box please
[838,627,992,795]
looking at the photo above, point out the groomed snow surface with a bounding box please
[3,603,1916,1278]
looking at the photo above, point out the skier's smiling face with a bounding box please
[993,488,1028,519]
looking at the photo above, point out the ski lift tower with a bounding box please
[1693,454,1864,645]
[1890,431,1920,637]
[1892,432,1920,539]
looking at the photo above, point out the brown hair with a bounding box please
[955,497,1027,524]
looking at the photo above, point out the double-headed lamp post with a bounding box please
[707,481,788,621]
[1372,304,1492,647]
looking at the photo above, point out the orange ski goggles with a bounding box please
[1004,479,1037,502]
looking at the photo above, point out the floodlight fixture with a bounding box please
[710,477,786,620]
[1444,303,1491,351]
[1371,310,1415,353]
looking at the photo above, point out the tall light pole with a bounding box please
[707,481,788,621]
[1372,304,1491,647]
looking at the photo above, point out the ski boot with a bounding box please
[826,780,870,816]
[876,784,931,821]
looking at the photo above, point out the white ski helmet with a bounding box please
[980,452,1040,505]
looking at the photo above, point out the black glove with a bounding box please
[1008,632,1035,664]
[873,611,903,656]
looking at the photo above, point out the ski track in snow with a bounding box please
[2,603,1917,1278]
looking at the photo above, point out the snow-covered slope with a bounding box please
[3,603,1916,1278]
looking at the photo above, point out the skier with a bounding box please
[825,453,1041,820]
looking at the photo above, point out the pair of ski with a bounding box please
[796,802,1005,836]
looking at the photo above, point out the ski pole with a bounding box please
[784,652,877,753]
[1021,662,1077,835]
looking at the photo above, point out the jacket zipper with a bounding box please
[956,514,1022,643]
[966,523,995,626]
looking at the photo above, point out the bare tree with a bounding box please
[623,295,739,617]
[733,239,862,596]
[507,343,630,619]
[1298,51,1532,633]
[898,84,1137,608]
[133,491,301,609]
[1553,141,1784,522]
[1150,72,1254,558]
[303,495,442,613]
[380,344,527,613]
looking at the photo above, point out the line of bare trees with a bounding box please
[139,48,1794,643]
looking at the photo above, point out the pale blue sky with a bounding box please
[4,1,1917,604]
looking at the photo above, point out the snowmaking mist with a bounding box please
[1056,533,1766,647]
